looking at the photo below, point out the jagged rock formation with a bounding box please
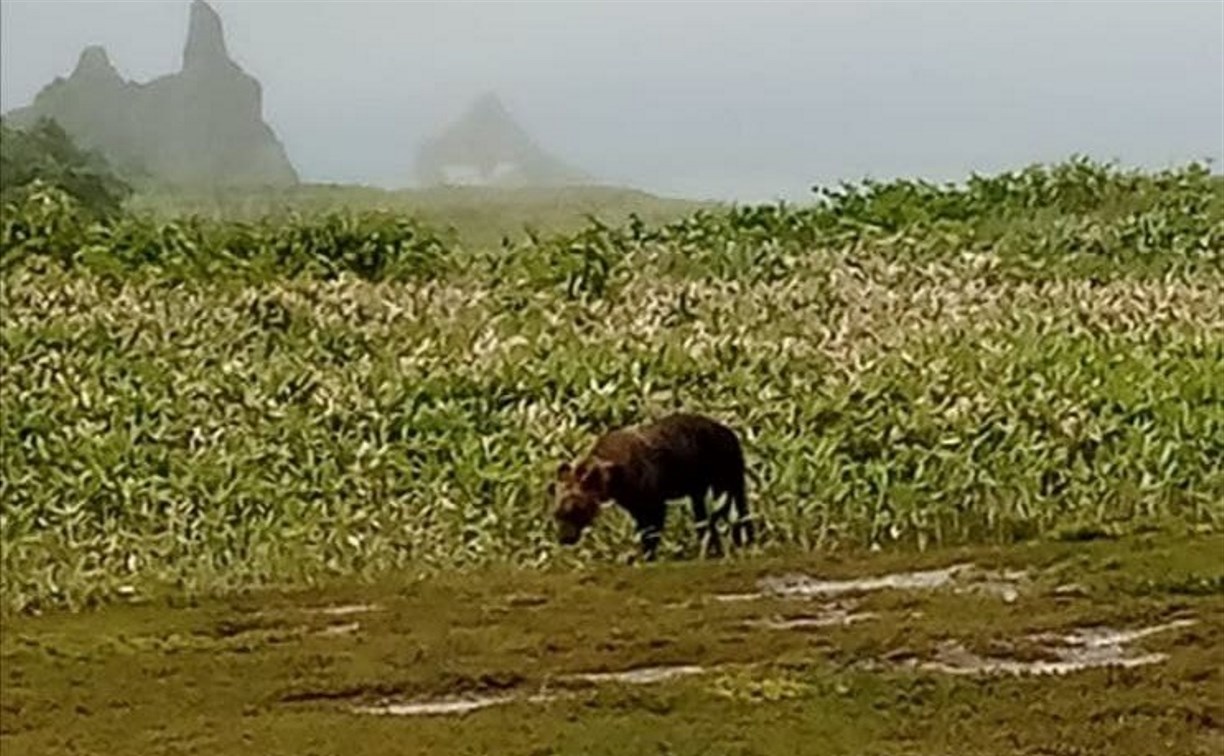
[4,1,298,188]
[416,93,590,188]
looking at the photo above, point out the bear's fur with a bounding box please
[552,413,755,560]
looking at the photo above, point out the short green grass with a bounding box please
[2,532,1220,755]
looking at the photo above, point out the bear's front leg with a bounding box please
[634,505,666,562]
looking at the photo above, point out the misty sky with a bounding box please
[2,1,1221,202]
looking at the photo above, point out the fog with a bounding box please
[2,0,1221,201]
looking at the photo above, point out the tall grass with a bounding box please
[2,158,1221,612]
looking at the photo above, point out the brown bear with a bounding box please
[551,413,755,560]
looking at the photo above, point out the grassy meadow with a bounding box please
[2,158,1221,613]
[2,158,1223,754]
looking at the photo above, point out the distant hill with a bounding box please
[127,183,717,249]
[416,93,591,188]
[3,1,298,189]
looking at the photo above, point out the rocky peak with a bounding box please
[182,0,232,72]
[452,92,534,147]
[416,92,591,187]
[3,0,298,188]
[71,45,121,83]
[467,92,513,122]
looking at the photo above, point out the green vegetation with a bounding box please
[2,533,1221,755]
[1,158,1222,614]
[125,183,713,250]
[2,156,1222,755]
[0,117,132,219]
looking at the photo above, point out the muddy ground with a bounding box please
[2,532,1221,755]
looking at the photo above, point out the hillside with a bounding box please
[415,93,592,188]
[125,183,717,249]
[2,1,297,189]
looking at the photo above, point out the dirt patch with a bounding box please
[561,664,708,685]
[719,563,1032,604]
[303,604,382,617]
[348,664,713,717]
[352,693,555,717]
[720,564,971,601]
[504,593,549,608]
[952,568,1030,603]
[743,600,877,630]
[913,619,1198,676]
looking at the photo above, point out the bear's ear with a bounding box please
[581,459,620,496]
[602,460,624,496]
[556,461,572,478]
